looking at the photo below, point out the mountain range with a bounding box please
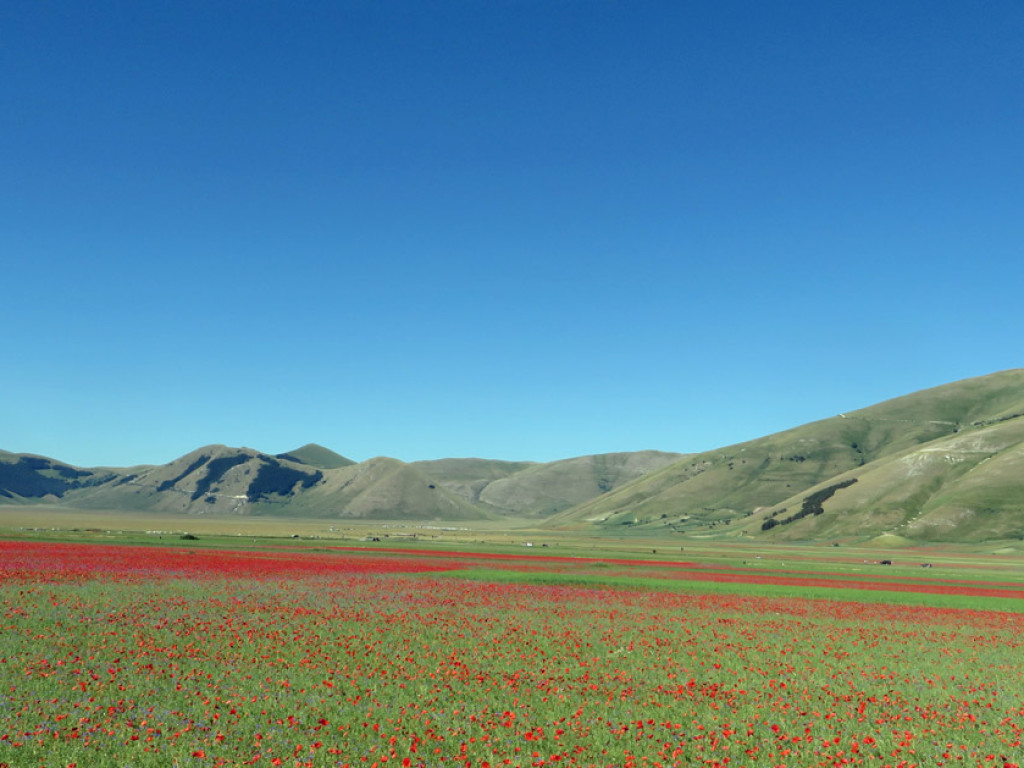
[4,370,1024,543]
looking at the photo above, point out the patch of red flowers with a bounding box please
[0,540,463,583]
[3,539,1024,766]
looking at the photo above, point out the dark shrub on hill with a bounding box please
[763,478,859,529]
[799,478,858,518]
[76,473,117,488]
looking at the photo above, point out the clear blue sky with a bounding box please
[3,1,1023,468]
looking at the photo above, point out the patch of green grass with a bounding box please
[440,567,1024,613]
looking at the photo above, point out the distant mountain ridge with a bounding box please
[0,442,683,522]
[5,370,1024,542]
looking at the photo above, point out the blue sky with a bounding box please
[3,0,1023,468]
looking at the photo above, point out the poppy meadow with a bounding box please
[1,540,1023,767]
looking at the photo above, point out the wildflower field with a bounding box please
[2,539,1024,767]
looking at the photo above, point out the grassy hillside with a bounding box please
[548,370,1024,539]
[411,453,683,516]
[475,451,685,517]
[62,445,325,515]
[410,457,537,484]
[45,447,493,521]
[745,414,1024,543]
[256,457,498,520]
[275,443,354,470]
[0,452,123,503]
[0,445,679,523]
[409,458,537,505]
[6,370,1024,541]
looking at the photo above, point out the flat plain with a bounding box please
[2,521,1024,768]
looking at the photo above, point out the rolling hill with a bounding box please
[743,414,1024,543]
[4,371,1024,541]
[274,443,355,470]
[0,443,681,523]
[411,452,685,516]
[547,369,1024,542]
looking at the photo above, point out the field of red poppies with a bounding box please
[2,540,1023,767]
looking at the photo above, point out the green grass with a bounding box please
[4,554,1024,767]
[439,567,1024,613]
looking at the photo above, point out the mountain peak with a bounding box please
[275,443,354,470]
